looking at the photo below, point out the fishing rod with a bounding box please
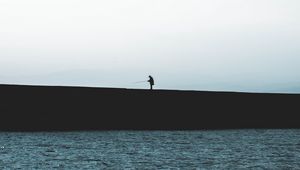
[133,80,148,84]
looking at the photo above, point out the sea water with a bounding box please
[0,130,300,169]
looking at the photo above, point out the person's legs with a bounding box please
[150,85,153,90]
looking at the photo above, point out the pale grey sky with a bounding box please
[1,0,300,92]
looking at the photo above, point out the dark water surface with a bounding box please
[0,130,300,169]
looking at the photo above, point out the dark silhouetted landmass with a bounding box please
[0,84,299,131]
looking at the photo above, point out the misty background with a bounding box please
[1,0,300,93]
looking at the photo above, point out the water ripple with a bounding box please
[0,130,300,169]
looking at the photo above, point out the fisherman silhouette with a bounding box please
[148,75,154,90]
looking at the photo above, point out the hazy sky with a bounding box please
[1,0,300,92]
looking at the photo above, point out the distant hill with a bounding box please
[0,84,299,131]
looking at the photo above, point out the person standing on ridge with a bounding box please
[148,75,154,90]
